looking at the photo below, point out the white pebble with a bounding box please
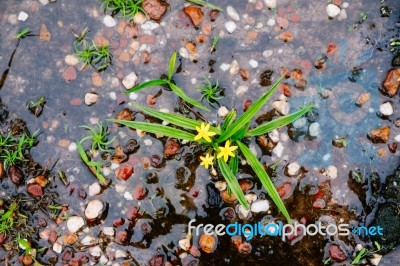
[218,106,229,118]
[337,9,347,21]
[109,92,117,100]
[65,54,79,66]
[379,102,393,116]
[264,0,277,9]
[251,200,270,213]
[266,18,276,27]
[122,72,138,89]
[272,101,290,115]
[238,205,250,218]
[100,255,109,264]
[326,4,341,18]
[179,238,191,251]
[17,12,28,21]
[68,142,77,152]
[141,21,159,31]
[272,142,284,158]
[230,60,240,76]
[115,250,128,259]
[341,2,349,8]
[179,47,189,59]
[245,193,257,204]
[268,129,280,143]
[287,162,300,176]
[124,191,133,200]
[129,92,138,101]
[220,63,231,71]
[102,227,115,236]
[85,200,104,220]
[84,92,99,106]
[144,139,153,146]
[90,245,102,257]
[293,117,306,128]
[324,166,337,179]
[227,6,240,21]
[215,181,227,191]
[133,12,146,24]
[395,134,400,142]
[88,182,101,196]
[81,235,96,246]
[309,122,321,137]
[52,242,63,254]
[103,15,117,27]
[67,216,85,233]
[370,254,382,266]
[249,59,258,68]
[236,85,248,95]
[263,49,273,58]
[225,21,237,33]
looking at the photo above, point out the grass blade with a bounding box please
[187,0,223,11]
[221,109,236,130]
[229,152,239,175]
[218,157,249,210]
[77,142,107,185]
[168,51,177,80]
[125,79,167,93]
[132,103,220,133]
[108,119,197,141]
[217,76,284,143]
[237,140,292,223]
[246,103,313,137]
[167,81,210,112]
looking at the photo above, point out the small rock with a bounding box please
[141,20,160,31]
[102,227,115,236]
[369,254,382,265]
[287,162,300,176]
[272,142,284,158]
[249,59,258,68]
[309,122,321,137]
[225,21,237,33]
[263,50,273,58]
[8,165,24,185]
[84,92,99,106]
[227,6,240,21]
[251,200,270,212]
[27,184,43,197]
[239,69,250,81]
[127,206,140,220]
[328,244,347,262]
[17,12,28,21]
[179,238,190,251]
[115,108,134,121]
[115,165,134,181]
[134,183,148,200]
[236,85,248,95]
[65,55,79,66]
[278,31,293,42]
[218,106,229,118]
[272,101,289,115]
[62,66,77,83]
[164,139,180,157]
[122,72,138,89]
[133,12,146,24]
[103,15,117,27]
[215,181,227,191]
[199,233,217,253]
[91,72,103,87]
[380,102,393,116]
[184,6,204,27]
[326,4,341,18]
[337,9,347,21]
[22,255,33,266]
[356,92,370,106]
[85,200,104,220]
[142,0,168,21]
[382,69,400,97]
[88,182,101,196]
[67,216,85,233]
[63,232,78,245]
[229,60,239,76]
[323,166,338,179]
[89,245,102,257]
[268,129,279,143]
[39,23,51,41]
[369,125,391,143]
[264,0,277,9]
[53,242,63,254]
[245,193,257,204]
[81,235,96,246]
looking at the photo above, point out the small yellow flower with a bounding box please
[200,153,214,169]
[217,140,238,162]
[194,123,216,142]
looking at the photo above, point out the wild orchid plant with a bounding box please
[108,54,312,222]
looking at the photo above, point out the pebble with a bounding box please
[272,142,284,158]
[379,102,393,116]
[341,2,349,8]
[227,6,240,21]
[141,21,159,31]
[52,242,63,254]
[90,245,102,257]
[326,4,341,18]
[122,72,138,89]
[103,15,117,27]
[218,106,229,118]
[17,12,28,21]
[81,235,96,246]
[133,12,146,24]
[215,181,227,191]
[179,47,189,59]
[238,205,250,218]
[65,55,79,67]
[292,117,307,128]
[395,134,400,142]
[230,60,240,76]
[268,129,280,143]
[263,50,273,58]
[220,63,231,71]
[225,21,237,33]
[337,9,347,21]
[115,250,128,259]
[249,59,258,68]
[370,254,382,265]
[144,139,153,146]
[287,162,300,176]
[245,193,257,203]
[85,200,104,220]
[67,216,85,233]
[309,122,321,137]
[324,166,338,179]
[272,101,290,115]
[129,92,138,101]
[264,0,277,9]
[251,200,270,213]
[84,92,99,106]
[88,182,101,196]
[100,255,109,264]
[236,85,248,95]
[266,18,275,27]
[179,238,191,251]
[39,0,49,5]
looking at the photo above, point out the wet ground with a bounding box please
[1,0,400,265]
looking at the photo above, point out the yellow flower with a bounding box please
[200,153,214,169]
[217,140,238,162]
[194,123,216,142]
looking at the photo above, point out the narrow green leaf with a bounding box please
[168,51,177,80]
[246,104,313,136]
[167,81,210,112]
[125,79,167,93]
[237,141,292,223]
[221,109,236,131]
[217,76,284,143]
[187,0,223,11]
[231,123,250,141]
[77,142,107,185]
[132,103,220,134]
[108,119,196,141]
[218,157,249,210]
[351,248,367,265]
[229,152,239,175]
[0,203,16,221]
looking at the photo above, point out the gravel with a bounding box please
[227,6,240,21]
[309,122,321,137]
[264,0,277,9]
[84,200,104,220]
[84,92,99,106]
[251,200,270,213]
[103,15,117,27]
[225,21,237,33]
[249,59,259,68]
[380,102,394,116]
[272,101,290,115]
[326,4,341,18]
[287,162,301,176]
[122,72,138,89]
[218,106,229,118]
[17,11,28,21]
[67,216,85,233]
[88,182,101,196]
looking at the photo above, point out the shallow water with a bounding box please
[1,0,400,265]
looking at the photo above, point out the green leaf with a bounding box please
[108,119,196,141]
[229,152,239,175]
[218,157,249,210]
[132,103,220,134]
[125,79,167,93]
[231,123,250,141]
[246,103,313,136]
[168,51,177,80]
[237,140,292,223]
[217,76,284,143]
[77,142,107,185]
[351,248,367,265]
[221,109,236,131]
[374,241,381,251]
[17,234,31,254]
[187,0,223,11]
[167,81,210,112]
[0,203,16,221]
